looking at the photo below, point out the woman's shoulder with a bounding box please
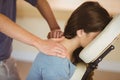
[35,52,75,67]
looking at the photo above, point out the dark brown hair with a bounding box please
[63,1,112,65]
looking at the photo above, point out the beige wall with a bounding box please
[12,0,120,72]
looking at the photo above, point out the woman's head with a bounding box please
[64,1,112,42]
[64,1,112,65]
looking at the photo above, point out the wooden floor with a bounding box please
[16,60,120,80]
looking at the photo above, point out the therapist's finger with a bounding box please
[53,48,67,58]
[47,30,63,38]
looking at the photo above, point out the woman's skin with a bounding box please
[60,29,100,60]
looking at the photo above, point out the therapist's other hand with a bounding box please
[47,29,63,39]
[38,38,67,58]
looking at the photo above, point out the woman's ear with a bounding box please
[77,29,86,38]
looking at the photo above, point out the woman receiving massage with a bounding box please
[27,1,112,80]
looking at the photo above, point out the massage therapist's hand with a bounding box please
[47,29,63,38]
[36,38,67,58]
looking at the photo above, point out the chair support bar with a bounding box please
[81,45,115,80]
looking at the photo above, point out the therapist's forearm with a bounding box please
[0,14,67,57]
[35,0,60,31]
[0,14,42,48]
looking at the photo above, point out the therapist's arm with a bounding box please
[0,14,66,58]
[35,0,63,38]
[35,0,59,30]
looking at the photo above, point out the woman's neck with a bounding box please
[60,37,81,60]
